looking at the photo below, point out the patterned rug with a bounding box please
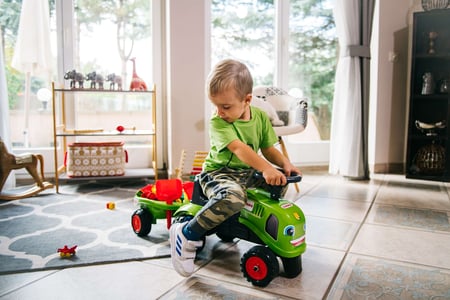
[0,180,171,274]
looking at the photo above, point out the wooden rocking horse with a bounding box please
[0,138,53,200]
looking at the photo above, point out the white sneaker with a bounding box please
[169,221,203,277]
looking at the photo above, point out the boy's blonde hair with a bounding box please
[206,59,253,100]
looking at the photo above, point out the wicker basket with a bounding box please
[65,142,128,177]
[414,142,446,174]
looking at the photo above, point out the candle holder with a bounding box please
[428,31,438,54]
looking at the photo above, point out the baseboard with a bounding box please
[371,163,404,174]
[297,165,329,172]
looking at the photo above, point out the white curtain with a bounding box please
[0,38,15,189]
[329,0,374,179]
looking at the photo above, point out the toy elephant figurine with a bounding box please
[106,73,123,90]
[64,70,85,89]
[86,71,104,89]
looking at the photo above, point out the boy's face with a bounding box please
[210,88,252,123]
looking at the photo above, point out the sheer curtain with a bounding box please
[0,38,15,190]
[329,0,374,179]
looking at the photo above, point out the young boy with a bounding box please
[169,59,301,277]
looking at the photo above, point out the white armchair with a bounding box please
[252,86,308,192]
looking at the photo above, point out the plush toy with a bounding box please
[253,86,298,126]
[252,96,285,126]
[253,86,309,128]
[264,87,295,111]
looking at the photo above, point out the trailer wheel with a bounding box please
[131,208,152,236]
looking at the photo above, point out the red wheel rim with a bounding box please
[245,256,268,280]
[132,215,142,232]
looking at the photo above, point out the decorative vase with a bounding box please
[421,72,435,95]
[421,0,449,10]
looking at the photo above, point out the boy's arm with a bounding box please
[227,140,293,186]
[261,146,302,176]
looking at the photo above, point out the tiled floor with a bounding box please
[1,171,450,299]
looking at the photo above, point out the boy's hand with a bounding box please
[262,167,287,186]
[283,164,302,178]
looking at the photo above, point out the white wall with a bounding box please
[369,0,422,173]
[166,0,210,177]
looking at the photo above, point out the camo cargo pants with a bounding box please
[187,167,286,236]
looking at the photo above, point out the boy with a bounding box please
[169,59,301,277]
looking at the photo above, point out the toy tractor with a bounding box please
[173,171,306,287]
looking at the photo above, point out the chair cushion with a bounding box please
[273,124,306,136]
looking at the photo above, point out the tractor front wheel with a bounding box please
[281,255,302,278]
[241,245,279,287]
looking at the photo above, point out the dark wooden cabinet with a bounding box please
[406,9,450,181]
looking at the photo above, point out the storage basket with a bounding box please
[65,142,128,177]
[414,142,446,174]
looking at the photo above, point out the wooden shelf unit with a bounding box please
[51,83,158,192]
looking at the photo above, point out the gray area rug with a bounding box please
[0,180,170,274]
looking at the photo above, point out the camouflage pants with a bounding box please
[187,167,282,236]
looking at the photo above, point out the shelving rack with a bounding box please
[51,82,158,192]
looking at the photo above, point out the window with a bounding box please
[1,0,57,148]
[1,0,153,150]
[74,0,152,91]
[211,0,337,146]
[288,0,336,142]
[67,0,153,146]
[211,0,276,85]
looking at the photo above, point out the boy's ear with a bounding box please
[245,93,252,104]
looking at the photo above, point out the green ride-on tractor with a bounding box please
[172,171,306,287]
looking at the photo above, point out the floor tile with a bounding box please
[1,261,184,300]
[196,241,345,300]
[376,176,450,210]
[144,234,236,273]
[350,223,450,269]
[0,270,57,297]
[327,254,450,300]
[159,275,292,299]
[366,204,450,232]
[305,216,359,250]
[297,195,372,222]
[306,177,380,202]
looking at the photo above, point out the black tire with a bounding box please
[197,235,206,253]
[216,230,235,243]
[281,256,302,278]
[131,208,152,236]
[240,245,279,287]
[173,215,193,224]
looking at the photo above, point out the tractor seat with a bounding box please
[190,179,209,206]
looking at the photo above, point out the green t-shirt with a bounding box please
[203,106,278,171]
